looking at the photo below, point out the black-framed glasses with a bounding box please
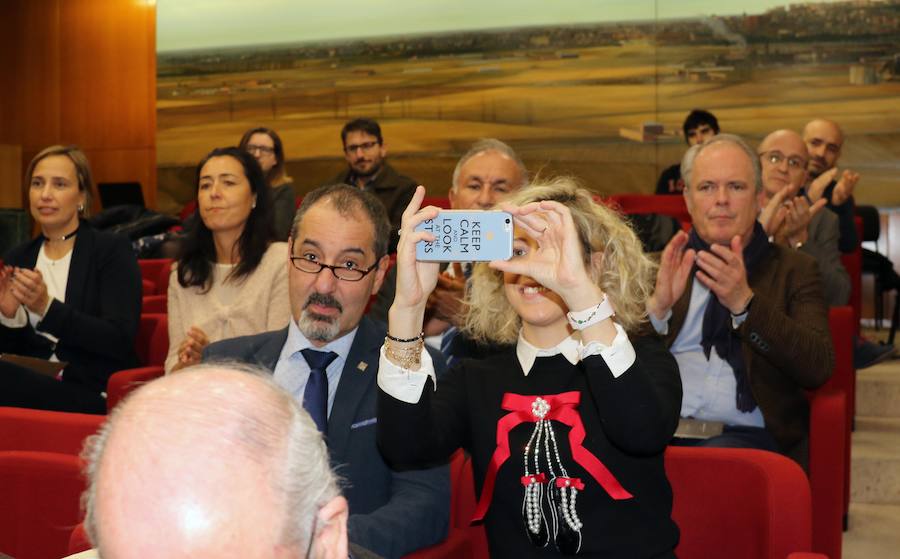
[246,144,275,155]
[290,256,379,282]
[344,141,379,154]
[759,150,807,171]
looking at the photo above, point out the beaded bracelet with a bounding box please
[385,335,424,369]
[386,331,425,343]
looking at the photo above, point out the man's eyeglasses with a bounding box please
[759,150,807,171]
[344,141,379,154]
[290,256,379,282]
[246,144,275,155]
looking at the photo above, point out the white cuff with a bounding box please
[648,308,672,335]
[581,322,636,378]
[731,311,749,329]
[377,345,436,404]
[0,305,27,328]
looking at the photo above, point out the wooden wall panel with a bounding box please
[0,0,156,211]
[0,145,23,208]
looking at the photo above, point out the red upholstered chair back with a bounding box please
[0,407,104,455]
[422,197,452,209]
[136,313,169,367]
[142,294,168,314]
[69,523,91,554]
[179,200,197,221]
[106,366,165,412]
[138,259,174,296]
[606,194,692,223]
[665,446,813,559]
[0,451,86,559]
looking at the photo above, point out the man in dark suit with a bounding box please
[648,134,834,469]
[204,184,449,559]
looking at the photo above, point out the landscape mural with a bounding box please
[156,0,900,213]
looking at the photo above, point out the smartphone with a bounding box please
[414,210,513,262]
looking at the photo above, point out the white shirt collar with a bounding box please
[516,331,581,376]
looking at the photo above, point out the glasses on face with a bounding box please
[290,255,378,282]
[344,141,379,154]
[246,144,275,155]
[760,151,807,171]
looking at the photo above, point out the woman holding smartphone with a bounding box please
[377,179,682,557]
[0,145,141,413]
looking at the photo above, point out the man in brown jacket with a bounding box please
[648,133,834,468]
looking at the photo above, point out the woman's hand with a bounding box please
[173,326,209,372]
[0,266,21,318]
[389,186,441,338]
[490,200,601,310]
[9,267,51,317]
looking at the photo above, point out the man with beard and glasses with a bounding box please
[328,118,417,252]
[204,184,449,559]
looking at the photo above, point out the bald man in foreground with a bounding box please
[76,364,379,559]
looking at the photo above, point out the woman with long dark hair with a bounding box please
[166,147,290,372]
[0,145,141,413]
[239,126,296,240]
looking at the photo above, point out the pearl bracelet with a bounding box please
[566,295,615,330]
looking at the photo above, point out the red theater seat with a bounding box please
[136,313,169,367]
[607,194,692,223]
[0,407,104,455]
[665,446,819,559]
[0,451,86,559]
[106,366,165,412]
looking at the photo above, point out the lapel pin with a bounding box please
[357,361,368,372]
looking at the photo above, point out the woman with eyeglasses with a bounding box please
[377,180,682,557]
[0,145,141,413]
[166,147,290,373]
[239,126,296,241]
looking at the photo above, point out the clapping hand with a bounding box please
[647,231,695,320]
[8,267,50,316]
[173,326,209,371]
[426,263,467,324]
[694,236,754,315]
[0,266,20,318]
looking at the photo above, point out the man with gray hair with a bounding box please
[648,133,833,469]
[204,184,449,558]
[80,364,364,558]
[368,139,527,361]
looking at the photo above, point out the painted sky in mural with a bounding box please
[158,0,851,51]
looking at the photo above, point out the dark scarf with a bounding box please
[687,222,770,412]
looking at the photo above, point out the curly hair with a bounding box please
[462,177,657,344]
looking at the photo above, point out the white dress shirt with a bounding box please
[649,280,764,427]
[272,318,358,417]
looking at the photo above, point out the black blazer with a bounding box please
[1,222,141,393]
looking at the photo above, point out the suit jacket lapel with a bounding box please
[258,328,289,372]
[327,316,380,454]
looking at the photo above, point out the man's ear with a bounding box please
[310,496,348,559]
